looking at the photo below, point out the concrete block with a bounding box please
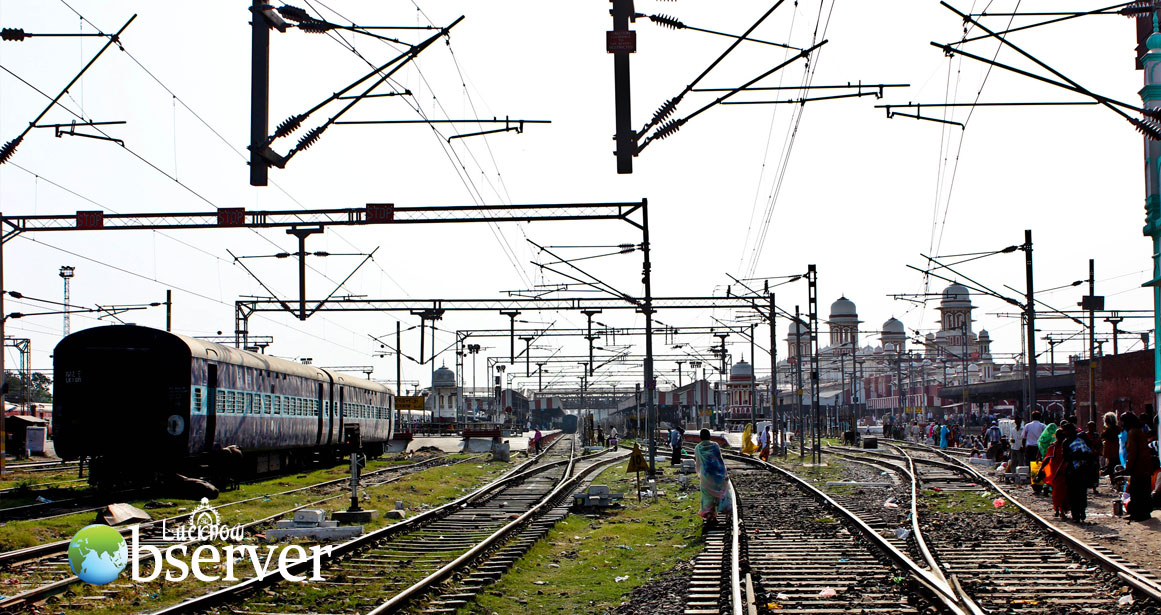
[265,526,363,542]
[332,509,378,524]
[384,509,406,520]
[294,509,327,525]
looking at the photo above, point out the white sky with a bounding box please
[0,0,1151,393]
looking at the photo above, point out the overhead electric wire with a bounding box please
[13,234,371,357]
[744,0,837,278]
[302,0,537,292]
[67,3,411,309]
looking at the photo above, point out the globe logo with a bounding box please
[67,525,129,585]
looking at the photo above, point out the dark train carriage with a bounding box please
[561,413,579,434]
[54,325,393,485]
[54,325,195,469]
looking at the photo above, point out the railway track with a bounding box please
[0,452,468,612]
[139,433,625,615]
[812,440,1161,613]
[714,455,950,615]
[1,460,79,474]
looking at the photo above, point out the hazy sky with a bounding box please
[0,0,1150,393]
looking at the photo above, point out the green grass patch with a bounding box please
[0,467,86,491]
[0,455,476,552]
[36,457,512,615]
[923,490,1012,515]
[462,465,702,615]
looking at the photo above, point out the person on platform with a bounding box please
[609,426,619,447]
[531,428,542,454]
[1021,411,1047,462]
[597,426,604,448]
[1101,412,1122,489]
[669,425,684,465]
[1122,412,1157,522]
[938,423,950,450]
[694,428,732,526]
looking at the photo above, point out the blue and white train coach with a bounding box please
[53,325,393,486]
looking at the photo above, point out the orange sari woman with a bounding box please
[1041,430,1070,518]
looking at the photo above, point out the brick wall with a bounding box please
[1074,349,1154,425]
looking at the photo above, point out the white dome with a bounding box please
[731,360,753,378]
[433,365,456,388]
[829,296,858,318]
[941,283,973,308]
[882,317,905,335]
[786,320,809,338]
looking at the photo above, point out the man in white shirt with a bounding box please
[1020,411,1046,461]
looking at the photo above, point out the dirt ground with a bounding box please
[1004,478,1161,574]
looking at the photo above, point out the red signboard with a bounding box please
[606,30,636,53]
[76,210,104,230]
[217,208,246,227]
[366,203,395,222]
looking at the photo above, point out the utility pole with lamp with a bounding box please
[1140,14,1161,464]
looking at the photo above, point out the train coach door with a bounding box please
[316,382,325,446]
[206,364,218,451]
[337,386,345,444]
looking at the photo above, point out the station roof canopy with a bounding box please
[938,373,1075,404]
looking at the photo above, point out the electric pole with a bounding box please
[1024,229,1037,422]
[609,0,636,173]
[250,0,273,186]
[1138,18,1161,463]
[59,265,74,337]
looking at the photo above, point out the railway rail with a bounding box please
[142,433,625,615]
[0,452,468,612]
[801,440,1161,613]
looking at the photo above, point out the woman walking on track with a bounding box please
[694,428,732,526]
[1039,425,1069,519]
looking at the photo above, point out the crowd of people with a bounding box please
[908,409,1161,524]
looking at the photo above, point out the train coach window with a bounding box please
[193,388,203,413]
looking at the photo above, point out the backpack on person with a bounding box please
[1067,437,1099,484]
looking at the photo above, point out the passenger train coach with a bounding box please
[53,325,393,487]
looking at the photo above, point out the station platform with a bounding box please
[406,430,559,453]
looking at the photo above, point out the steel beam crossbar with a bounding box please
[1,208,378,234]
[237,296,758,313]
[0,201,646,238]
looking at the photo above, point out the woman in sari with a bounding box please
[1038,423,1059,459]
[938,424,950,450]
[1039,425,1070,518]
[740,424,758,456]
[694,429,732,525]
